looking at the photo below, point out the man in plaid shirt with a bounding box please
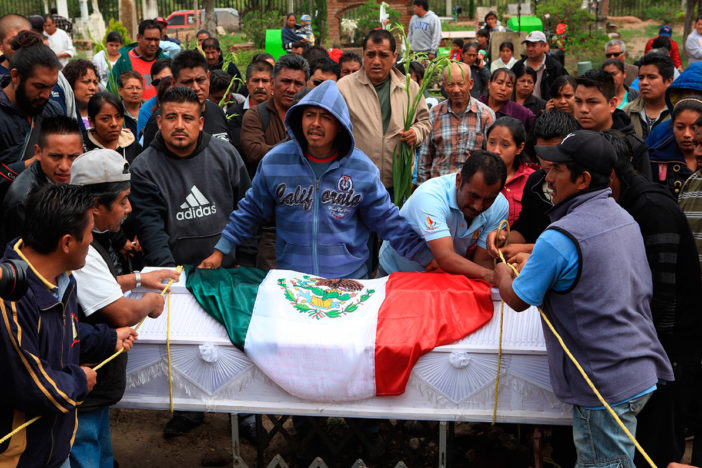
[417,62,495,184]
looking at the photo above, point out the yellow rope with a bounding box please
[495,247,657,468]
[491,298,505,425]
[492,220,514,425]
[0,416,40,445]
[166,288,174,413]
[0,266,183,444]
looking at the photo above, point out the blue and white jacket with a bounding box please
[216,80,430,278]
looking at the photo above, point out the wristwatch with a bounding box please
[134,271,142,288]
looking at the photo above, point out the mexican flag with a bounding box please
[185,266,493,402]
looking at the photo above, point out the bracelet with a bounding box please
[134,271,141,288]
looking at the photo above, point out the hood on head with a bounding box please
[285,80,354,158]
[666,62,702,110]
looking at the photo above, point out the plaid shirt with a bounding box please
[416,97,495,184]
[679,170,702,279]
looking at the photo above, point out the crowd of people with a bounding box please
[1,2,702,467]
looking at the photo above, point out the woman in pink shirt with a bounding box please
[486,117,537,225]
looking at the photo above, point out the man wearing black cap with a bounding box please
[495,130,674,468]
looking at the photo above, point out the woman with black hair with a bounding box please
[85,92,143,164]
[545,75,577,115]
[513,66,546,116]
[479,68,535,131]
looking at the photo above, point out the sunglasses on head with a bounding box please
[151,76,172,87]
[605,51,622,58]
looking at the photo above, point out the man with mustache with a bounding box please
[226,59,274,172]
[338,28,431,193]
[0,37,62,200]
[240,54,307,171]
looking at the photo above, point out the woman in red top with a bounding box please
[486,117,536,225]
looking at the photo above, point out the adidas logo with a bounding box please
[176,185,217,220]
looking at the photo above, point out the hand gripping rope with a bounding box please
[491,220,656,468]
[0,266,183,446]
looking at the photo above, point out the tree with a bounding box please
[204,0,216,36]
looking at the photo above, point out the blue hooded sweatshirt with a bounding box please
[646,62,702,196]
[215,80,431,278]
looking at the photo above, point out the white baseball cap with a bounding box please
[522,31,547,43]
[71,149,131,186]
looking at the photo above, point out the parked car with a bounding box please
[165,8,241,33]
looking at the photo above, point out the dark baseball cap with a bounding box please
[659,25,673,37]
[535,130,616,177]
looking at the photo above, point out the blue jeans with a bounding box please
[69,407,114,468]
[572,393,651,468]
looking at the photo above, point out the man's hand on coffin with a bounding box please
[145,293,165,319]
[141,269,181,290]
[115,327,138,352]
[81,366,98,392]
[425,258,440,271]
[198,249,224,269]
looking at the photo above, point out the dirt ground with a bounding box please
[109,408,695,467]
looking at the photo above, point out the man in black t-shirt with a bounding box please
[142,50,232,147]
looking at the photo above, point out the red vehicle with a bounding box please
[165,8,240,33]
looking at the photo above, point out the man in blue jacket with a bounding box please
[0,184,137,467]
[199,80,431,278]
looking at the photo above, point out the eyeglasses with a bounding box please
[605,51,622,58]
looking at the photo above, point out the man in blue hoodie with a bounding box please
[199,80,431,278]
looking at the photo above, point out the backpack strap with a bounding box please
[257,101,270,133]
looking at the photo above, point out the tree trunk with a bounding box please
[204,0,216,35]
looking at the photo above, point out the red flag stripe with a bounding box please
[374,272,494,396]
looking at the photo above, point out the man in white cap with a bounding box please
[511,30,568,100]
[69,148,179,468]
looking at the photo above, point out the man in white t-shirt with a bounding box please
[379,151,508,284]
[43,14,74,68]
[69,148,179,468]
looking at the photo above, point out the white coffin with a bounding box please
[117,282,572,425]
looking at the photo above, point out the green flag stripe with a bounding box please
[185,265,268,350]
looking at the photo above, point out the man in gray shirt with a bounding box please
[407,0,442,59]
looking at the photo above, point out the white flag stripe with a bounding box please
[245,269,389,401]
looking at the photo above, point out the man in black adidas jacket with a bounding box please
[131,86,250,268]
[130,86,251,438]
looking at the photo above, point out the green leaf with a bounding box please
[344,304,358,313]
[284,289,295,302]
[294,303,311,312]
